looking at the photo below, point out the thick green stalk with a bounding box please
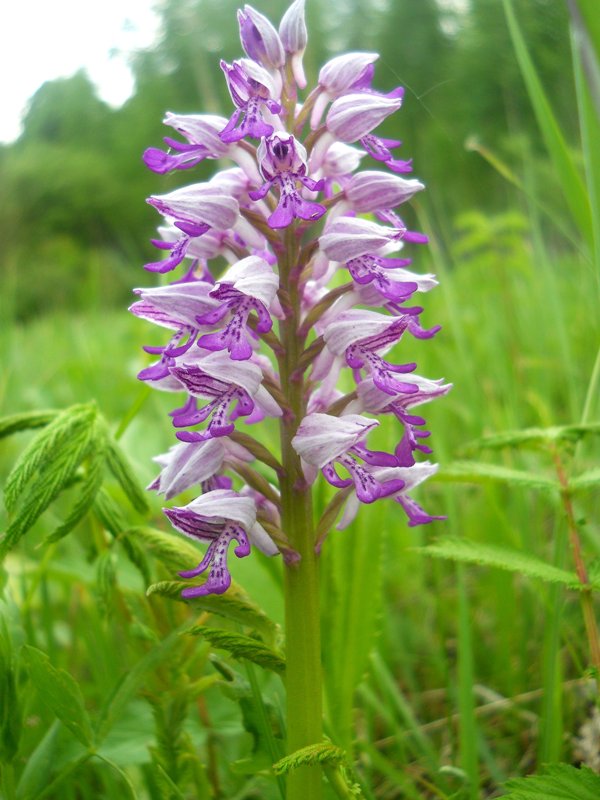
[278,226,323,800]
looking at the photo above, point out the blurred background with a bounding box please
[3,2,600,798]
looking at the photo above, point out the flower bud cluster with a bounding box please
[133,0,450,596]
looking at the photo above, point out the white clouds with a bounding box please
[0,0,160,142]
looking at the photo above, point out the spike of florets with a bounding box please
[133,0,449,597]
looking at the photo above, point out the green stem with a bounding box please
[278,226,323,800]
[1,763,17,800]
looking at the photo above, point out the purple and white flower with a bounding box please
[135,0,448,597]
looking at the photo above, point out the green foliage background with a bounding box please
[2,1,600,799]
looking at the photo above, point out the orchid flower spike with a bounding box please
[134,0,449,597]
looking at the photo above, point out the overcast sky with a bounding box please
[1,0,161,143]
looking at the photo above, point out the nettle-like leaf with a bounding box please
[500,763,600,799]
[148,580,279,645]
[2,404,100,556]
[462,423,600,454]
[1,403,151,557]
[272,742,345,775]
[0,409,58,440]
[419,538,600,591]
[104,438,149,514]
[123,526,202,573]
[186,625,285,674]
[434,461,559,492]
[21,645,94,748]
[569,468,600,493]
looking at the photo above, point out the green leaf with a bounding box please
[569,467,600,493]
[122,526,202,572]
[500,763,600,799]
[0,616,22,763]
[104,437,149,514]
[3,403,96,512]
[147,580,279,645]
[572,0,600,85]
[93,488,129,537]
[503,0,593,246]
[434,461,559,492]
[272,742,345,776]
[94,629,183,743]
[15,720,62,800]
[0,409,58,440]
[463,423,600,453]
[44,444,107,544]
[21,645,94,747]
[187,625,285,674]
[1,404,99,556]
[419,538,595,591]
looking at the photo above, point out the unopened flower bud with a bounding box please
[345,171,425,213]
[238,5,285,70]
[327,92,403,143]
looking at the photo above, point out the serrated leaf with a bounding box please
[0,410,58,440]
[3,403,96,512]
[272,742,345,776]
[118,535,152,586]
[187,625,285,674]
[44,446,107,544]
[434,461,559,492]
[104,438,149,514]
[419,538,595,591]
[147,581,279,645]
[569,468,600,493]
[463,423,600,453]
[500,763,600,799]
[96,550,118,616]
[93,487,129,537]
[21,646,94,747]
[2,407,99,557]
[123,526,202,572]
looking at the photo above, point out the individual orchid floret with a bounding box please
[360,135,412,174]
[165,489,277,597]
[149,437,253,500]
[279,0,307,88]
[220,59,283,143]
[354,375,451,466]
[145,185,240,272]
[323,309,440,395]
[169,351,280,440]
[309,91,403,171]
[143,113,231,174]
[292,413,405,503]
[196,256,280,360]
[326,91,403,142]
[319,216,408,262]
[130,280,219,366]
[238,5,285,71]
[343,171,425,214]
[250,132,326,228]
[310,52,379,129]
[337,463,444,529]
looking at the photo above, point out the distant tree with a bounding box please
[20,71,113,147]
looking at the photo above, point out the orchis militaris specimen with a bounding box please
[133,1,449,794]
